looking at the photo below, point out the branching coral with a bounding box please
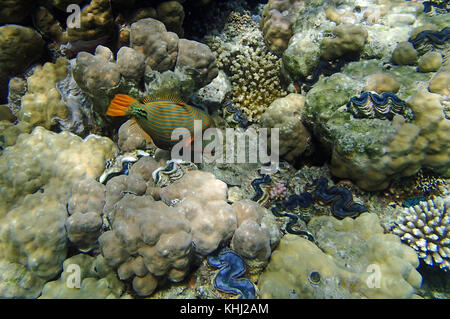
[210,12,287,121]
[392,195,449,271]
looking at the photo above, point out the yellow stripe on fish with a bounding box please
[106,94,213,150]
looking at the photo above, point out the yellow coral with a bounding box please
[18,58,69,130]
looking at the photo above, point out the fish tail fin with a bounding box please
[106,94,138,116]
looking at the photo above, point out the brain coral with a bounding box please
[258,213,422,299]
[393,195,449,271]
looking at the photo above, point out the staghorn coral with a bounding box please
[392,195,449,271]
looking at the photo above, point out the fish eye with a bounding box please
[308,270,321,285]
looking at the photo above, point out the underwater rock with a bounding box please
[418,51,443,73]
[259,213,422,298]
[392,41,419,66]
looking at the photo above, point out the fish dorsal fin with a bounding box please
[142,95,192,110]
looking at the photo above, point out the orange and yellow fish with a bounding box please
[106,94,214,150]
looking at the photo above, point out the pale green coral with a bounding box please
[259,213,422,299]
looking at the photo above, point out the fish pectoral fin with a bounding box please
[184,136,194,147]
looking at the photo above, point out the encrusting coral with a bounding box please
[258,213,423,299]
[0,126,117,298]
[259,93,311,162]
[392,195,449,271]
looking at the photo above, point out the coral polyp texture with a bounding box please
[258,213,422,299]
[210,12,287,121]
[1,0,450,300]
[392,195,449,271]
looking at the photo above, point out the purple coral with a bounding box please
[269,182,287,200]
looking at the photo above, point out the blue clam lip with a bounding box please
[409,27,450,49]
[208,248,256,299]
[346,91,413,121]
[251,172,367,237]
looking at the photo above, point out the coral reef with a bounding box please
[259,93,311,162]
[210,12,287,121]
[100,194,193,296]
[392,195,449,271]
[39,254,127,298]
[18,58,69,131]
[66,178,106,252]
[0,25,45,102]
[0,126,116,298]
[303,59,449,191]
[260,0,302,56]
[259,213,422,298]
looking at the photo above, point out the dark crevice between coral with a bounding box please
[183,0,264,42]
[291,134,331,170]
